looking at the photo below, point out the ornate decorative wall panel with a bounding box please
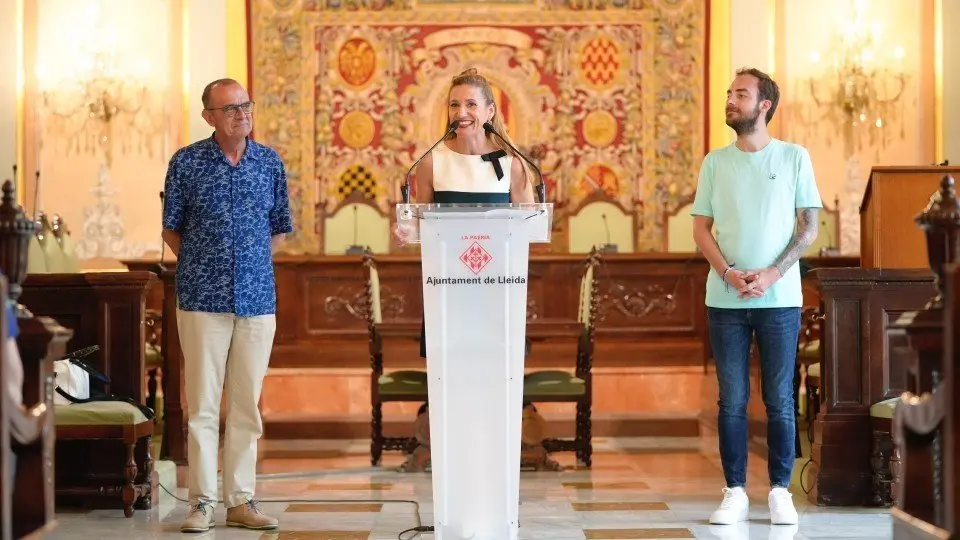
[248,0,706,253]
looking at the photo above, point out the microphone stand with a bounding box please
[482,122,546,203]
[599,213,617,253]
[400,120,459,203]
[345,205,365,254]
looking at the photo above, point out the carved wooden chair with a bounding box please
[366,251,425,465]
[144,309,164,434]
[565,192,637,253]
[868,397,900,507]
[524,247,601,466]
[798,307,822,429]
[318,190,392,255]
[662,197,707,252]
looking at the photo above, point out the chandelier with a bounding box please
[36,1,165,166]
[799,0,907,157]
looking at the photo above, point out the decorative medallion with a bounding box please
[582,110,618,147]
[579,35,620,89]
[337,38,377,88]
[338,110,376,149]
[579,163,619,197]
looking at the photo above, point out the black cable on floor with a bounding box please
[398,525,436,539]
[798,457,816,495]
[157,481,434,539]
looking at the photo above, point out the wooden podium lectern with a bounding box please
[860,165,960,268]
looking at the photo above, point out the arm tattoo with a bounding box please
[772,208,819,277]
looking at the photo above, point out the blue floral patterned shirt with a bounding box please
[162,135,293,317]
[2,269,17,339]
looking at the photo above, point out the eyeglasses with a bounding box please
[205,101,256,117]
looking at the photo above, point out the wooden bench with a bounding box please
[890,261,959,538]
[888,175,959,538]
[1,276,72,539]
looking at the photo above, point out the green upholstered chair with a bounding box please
[54,401,155,517]
[320,190,391,255]
[567,193,636,253]
[522,247,601,466]
[367,251,427,465]
[144,309,164,435]
[869,396,901,507]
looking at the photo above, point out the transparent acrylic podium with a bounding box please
[396,202,553,540]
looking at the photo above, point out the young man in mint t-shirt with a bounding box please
[692,67,822,528]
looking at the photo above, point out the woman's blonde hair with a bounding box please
[445,68,530,187]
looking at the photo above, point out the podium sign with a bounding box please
[396,203,552,540]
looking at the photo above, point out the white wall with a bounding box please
[186,0,228,143]
[0,1,19,183]
[730,0,775,76]
[944,0,960,162]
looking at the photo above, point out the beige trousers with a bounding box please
[177,309,276,508]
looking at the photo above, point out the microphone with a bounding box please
[401,120,459,203]
[345,204,364,254]
[482,122,546,203]
[599,213,617,253]
[151,191,167,276]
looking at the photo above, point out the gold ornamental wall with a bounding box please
[248,0,707,254]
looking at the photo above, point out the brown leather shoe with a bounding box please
[225,500,279,530]
[181,501,216,532]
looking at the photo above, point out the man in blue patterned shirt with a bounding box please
[162,78,292,533]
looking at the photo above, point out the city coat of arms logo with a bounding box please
[460,242,493,274]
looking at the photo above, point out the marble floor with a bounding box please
[47,437,892,540]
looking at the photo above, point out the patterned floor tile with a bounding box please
[573,502,670,511]
[285,504,383,512]
[583,528,694,539]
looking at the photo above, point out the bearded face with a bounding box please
[725,99,763,136]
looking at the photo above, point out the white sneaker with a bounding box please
[768,487,799,525]
[709,487,749,525]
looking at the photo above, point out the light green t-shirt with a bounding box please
[691,139,823,309]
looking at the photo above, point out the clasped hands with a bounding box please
[393,223,415,246]
[723,267,780,299]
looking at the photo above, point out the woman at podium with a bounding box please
[410,67,535,357]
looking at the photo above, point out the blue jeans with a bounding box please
[707,307,801,488]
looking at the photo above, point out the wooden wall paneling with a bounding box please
[20,272,155,404]
[808,267,936,506]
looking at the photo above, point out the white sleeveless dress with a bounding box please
[420,143,514,357]
[430,142,512,205]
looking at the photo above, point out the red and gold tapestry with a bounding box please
[248,0,706,253]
